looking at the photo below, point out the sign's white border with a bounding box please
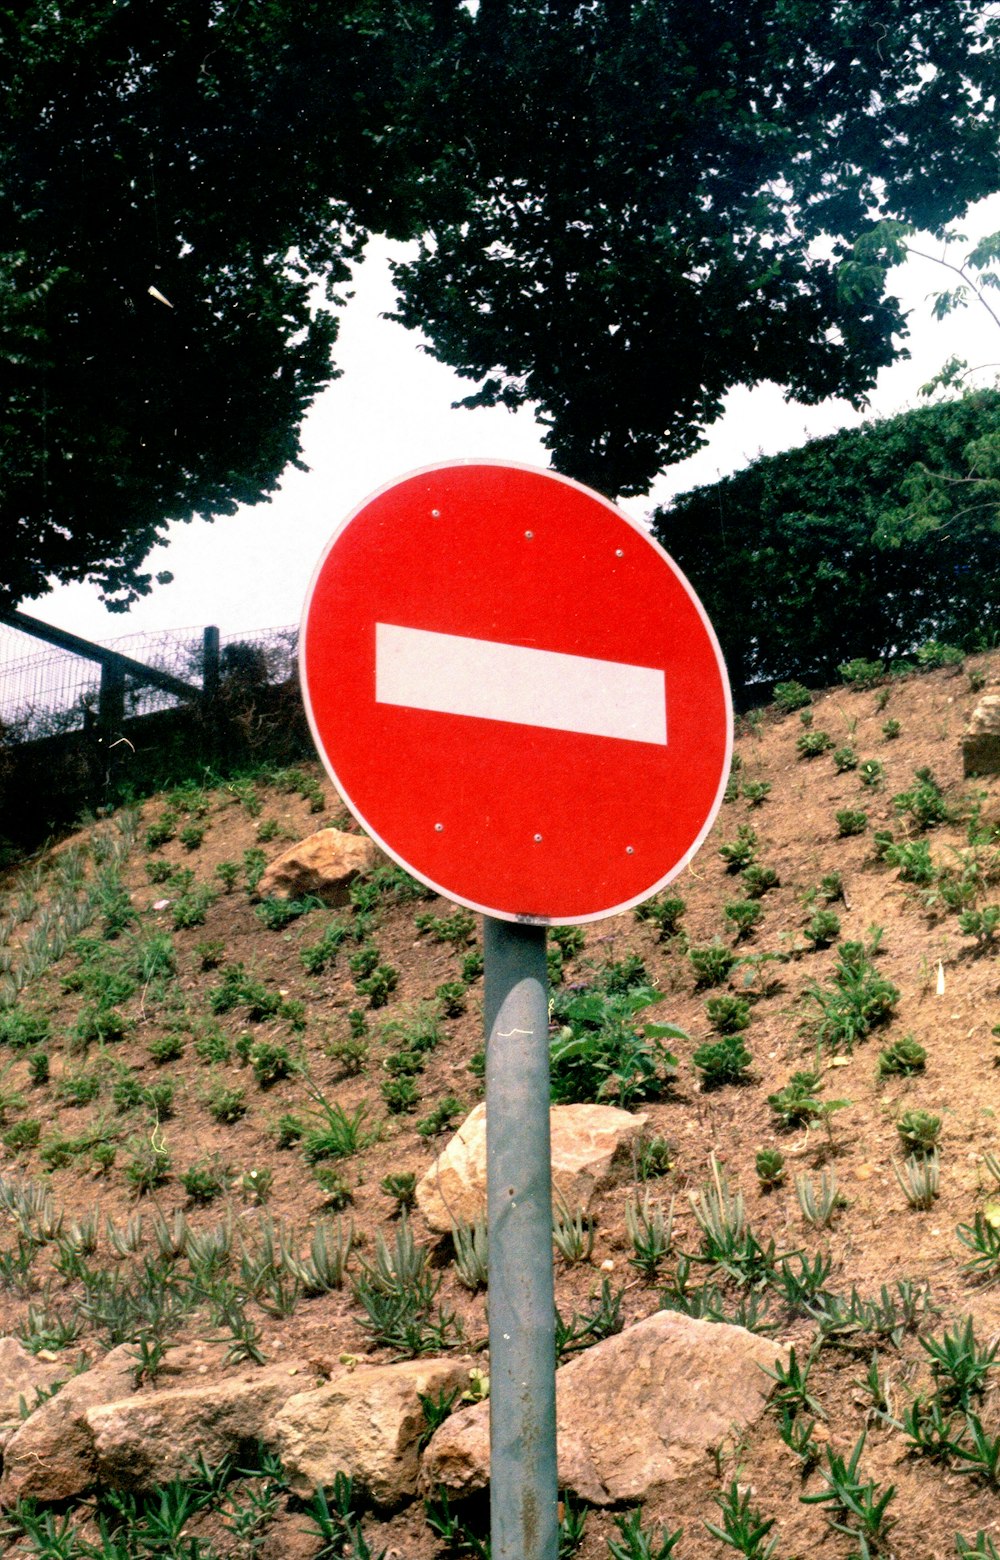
[299,459,734,925]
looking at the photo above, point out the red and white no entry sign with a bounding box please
[300,461,732,924]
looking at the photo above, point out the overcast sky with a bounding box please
[21,191,1000,649]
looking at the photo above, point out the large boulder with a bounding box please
[416,1102,649,1233]
[421,1311,786,1505]
[86,1360,313,1491]
[0,1344,137,1505]
[964,694,1000,776]
[258,829,379,903]
[269,1357,477,1508]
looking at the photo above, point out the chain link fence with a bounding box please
[0,620,299,743]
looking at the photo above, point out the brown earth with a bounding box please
[0,652,998,1558]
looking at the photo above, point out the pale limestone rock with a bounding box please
[86,1360,312,1490]
[416,1102,648,1233]
[0,1345,136,1505]
[420,1311,787,1505]
[0,1338,69,1432]
[964,694,1000,776]
[258,829,379,903]
[269,1357,476,1508]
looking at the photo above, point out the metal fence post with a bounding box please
[202,625,220,711]
[483,916,559,1560]
[98,655,126,739]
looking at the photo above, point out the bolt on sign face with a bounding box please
[300,461,732,925]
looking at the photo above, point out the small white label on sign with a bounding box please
[375,623,667,745]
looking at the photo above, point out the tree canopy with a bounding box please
[652,391,1000,696]
[4,1,1000,607]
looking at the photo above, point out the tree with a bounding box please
[652,392,1000,695]
[6,2,1000,610]
[392,0,1000,495]
[0,0,452,609]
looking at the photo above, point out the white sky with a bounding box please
[24,192,1000,648]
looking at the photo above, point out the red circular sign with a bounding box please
[300,462,732,924]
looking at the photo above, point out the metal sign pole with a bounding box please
[483,916,559,1560]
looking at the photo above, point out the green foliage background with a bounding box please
[653,392,1000,696]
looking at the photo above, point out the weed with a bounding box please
[607,1507,683,1559]
[415,908,476,947]
[893,1151,940,1209]
[178,823,205,851]
[742,780,772,805]
[635,1135,673,1180]
[804,907,842,947]
[549,985,682,1107]
[215,860,240,893]
[302,1093,375,1162]
[921,1317,998,1408]
[555,1277,624,1360]
[959,905,1000,948]
[171,884,217,930]
[148,1032,185,1065]
[381,1171,417,1212]
[300,918,348,974]
[122,1134,172,1196]
[55,1069,100,1107]
[882,718,901,739]
[181,1159,231,1205]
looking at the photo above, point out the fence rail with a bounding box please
[0,613,298,744]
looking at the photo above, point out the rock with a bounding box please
[269,1357,476,1508]
[963,694,1000,776]
[416,1102,648,1233]
[420,1311,786,1505]
[0,1338,70,1433]
[86,1360,312,1491]
[258,829,379,903]
[0,1345,137,1505]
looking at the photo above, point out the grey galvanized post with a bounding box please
[483,916,559,1560]
[98,655,126,739]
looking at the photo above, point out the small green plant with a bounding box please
[773,680,811,713]
[635,893,687,937]
[204,1080,248,1124]
[171,884,217,930]
[884,837,937,883]
[705,994,751,1034]
[882,718,901,740]
[797,729,834,758]
[802,937,899,1052]
[122,1134,172,1196]
[835,808,868,837]
[692,1034,752,1088]
[804,907,841,946]
[877,1035,927,1078]
[451,1218,489,1292]
[55,1069,100,1107]
[893,1149,940,1209]
[435,980,467,1017]
[896,1108,941,1155]
[723,898,763,941]
[718,824,758,870]
[249,1039,294,1088]
[893,767,953,830]
[181,1158,231,1204]
[624,1189,673,1279]
[741,864,779,898]
[635,1134,673,1180]
[921,1317,998,1408]
[552,1197,595,1265]
[795,1167,840,1228]
[742,780,772,806]
[178,823,205,851]
[148,1032,185,1065]
[302,1093,375,1162]
[958,905,1000,948]
[688,940,736,988]
[415,908,476,947]
[859,757,885,788]
[417,1095,461,1137]
[608,1506,684,1560]
[833,744,859,772]
[755,1148,785,1190]
[381,1171,417,1212]
[801,1432,897,1553]
[301,918,348,974]
[916,639,964,671]
[704,1481,777,1559]
[144,812,177,851]
[256,894,324,931]
[838,657,885,688]
[214,859,240,893]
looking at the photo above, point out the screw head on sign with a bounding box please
[524,530,534,539]
[626,845,634,855]
[533,833,543,843]
[615,548,624,557]
[431,508,441,517]
[434,822,444,832]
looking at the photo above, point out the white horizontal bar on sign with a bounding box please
[375,623,667,745]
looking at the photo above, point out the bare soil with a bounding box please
[1,653,999,1559]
